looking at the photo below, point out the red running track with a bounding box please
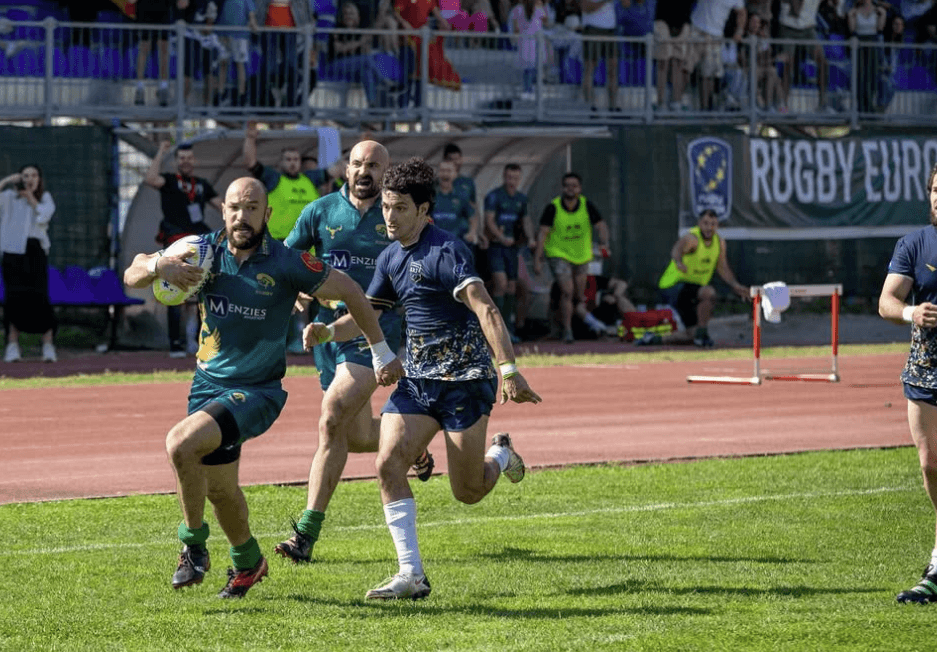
[0,354,911,504]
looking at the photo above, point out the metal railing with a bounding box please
[0,18,934,128]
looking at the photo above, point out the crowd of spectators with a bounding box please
[0,0,934,112]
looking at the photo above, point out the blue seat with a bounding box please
[8,49,42,77]
[63,266,96,305]
[89,268,144,306]
[47,267,68,304]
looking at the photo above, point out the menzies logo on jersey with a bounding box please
[206,294,267,320]
[328,249,377,270]
[687,136,732,221]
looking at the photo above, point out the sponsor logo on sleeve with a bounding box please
[301,251,325,273]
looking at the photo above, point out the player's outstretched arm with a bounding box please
[312,268,403,385]
[460,281,542,405]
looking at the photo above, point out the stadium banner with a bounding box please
[677,132,937,240]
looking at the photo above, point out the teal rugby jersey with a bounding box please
[432,186,474,239]
[484,185,528,238]
[195,230,331,386]
[285,186,392,319]
[453,175,476,207]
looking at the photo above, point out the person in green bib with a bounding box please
[533,172,611,344]
[642,208,748,348]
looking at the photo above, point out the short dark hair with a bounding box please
[504,163,521,174]
[382,157,436,214]
[175,143,193,154]
[928,162,937,194]
[698,209,718,219]
[443,143,462,158]
[562,172,582,184]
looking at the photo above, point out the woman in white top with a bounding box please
[0,164,57,363]
[848,0,887,112]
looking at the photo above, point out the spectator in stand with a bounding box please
[776,0,832,114]
[532,172,611,344]
[128,0,179,107]
[720,9,747,109]
[0,165,57,364]
[252,0,318,108]
[686,0,747,111]
[388,0,462,108]
[213,0,260,107]
[463,0,502,34]
[652,0,694,110]
[144,141,223,357]
[878,12,906,111]
[755,14,784,109]
[484,164,532,343]
[580,0,620,112]
[323,1,394,109]
[818,0,850,36]
[848,0,887,112]
[510,0,549,98]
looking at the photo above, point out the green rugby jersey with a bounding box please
[285,186,390,318]
[432,187,474,239]
[195,230,331,386]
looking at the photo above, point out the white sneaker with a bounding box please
[365,573,431,600]
[490,432,526,483]
[41,342,57,362]
[4,342,21,362]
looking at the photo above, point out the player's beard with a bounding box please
[228,224,264,250]
[350,174,379,200]
[931,205,937,227]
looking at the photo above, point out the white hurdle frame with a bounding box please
[686,283,842,386]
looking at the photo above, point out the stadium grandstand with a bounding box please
[0,0,934,350]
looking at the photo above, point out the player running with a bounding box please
[123,177,402,599]
[273,141,433,564]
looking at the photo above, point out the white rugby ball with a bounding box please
[152,235,214,306]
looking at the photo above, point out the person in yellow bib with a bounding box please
[641,208,748,348]
[533,172,611,344]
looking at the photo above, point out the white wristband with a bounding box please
[903,305,915,324]
[499,362,519,379]
[371,340,396,369]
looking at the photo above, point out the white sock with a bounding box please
[930,548,937,569]
[485,444,510,472]
[383,498,423,577]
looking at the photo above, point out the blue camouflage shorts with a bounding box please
[382,376,497,432]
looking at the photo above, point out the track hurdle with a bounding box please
[686,283,842,386]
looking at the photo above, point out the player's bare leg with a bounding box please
[897,400,937,603]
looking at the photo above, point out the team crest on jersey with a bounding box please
[256,273,275,288]
[375,224,387,236]
[687,136,732,220]
[230,392,246,403]
[325,225,343,239]
[453,262,468,279]
[409,261,423,284]
[301,251,324,273]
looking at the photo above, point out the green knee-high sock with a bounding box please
[230,536,262,571]
[297,509,325,542]
[178,521,209,547]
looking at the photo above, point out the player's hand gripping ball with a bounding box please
[152,235,214,306]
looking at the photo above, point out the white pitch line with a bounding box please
[12,485,915,557]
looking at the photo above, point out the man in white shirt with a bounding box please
[686,0,747,110]
[777,0,831,112]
